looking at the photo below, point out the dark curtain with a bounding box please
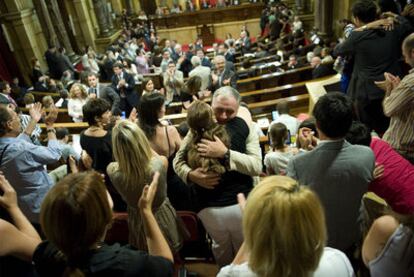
[140,0,157,15]
[0,26,15,82]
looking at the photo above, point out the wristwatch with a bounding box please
[46,128,56,134]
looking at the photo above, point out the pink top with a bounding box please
[369,138,414,214]
[135,56,149,74]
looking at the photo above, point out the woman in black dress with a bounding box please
[137,93,194,211]
[80,98,126,211]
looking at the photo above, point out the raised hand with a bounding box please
[128,108,138,123]
[384,72,400,90]
[0,173,17,211]
[118,79,126,87]
[298,127,317,151]
[68,155,79,174]
[139,171,160,212]
[29,102,43,123]
[81,150,93,170]
[44,103,58,126]
[237,193,246,213]
[222,78,231,86]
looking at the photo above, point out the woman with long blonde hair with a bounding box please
[107,120,182,252]
[218,176,354,277]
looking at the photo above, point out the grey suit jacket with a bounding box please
[189,65,211,91]
[90,84,121,115]
[287,140,375,251]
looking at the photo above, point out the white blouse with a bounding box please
[68,98,88,122]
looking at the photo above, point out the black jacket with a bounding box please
[110,71,138,107]
[335,16,412,103]
[312,64,334,79]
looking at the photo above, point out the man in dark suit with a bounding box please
[310,56,334,79]
[238,31,251,54]
[270,16,283,40]
[335,0,412,134]
[218,43,235,63]
[287,54,302,70]
[44,46,66,80]
[58,47,75,76]
[287,92,375,256]
[209,55,237,91]
[110,62,138,116]
[196,49,212,68]
[87,72,121,116]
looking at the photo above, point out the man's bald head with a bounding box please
[310,56,321,68]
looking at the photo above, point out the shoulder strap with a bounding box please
[0,144,11,167]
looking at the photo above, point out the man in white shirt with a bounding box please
[268,100,299,137]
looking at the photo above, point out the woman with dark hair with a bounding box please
[142,78,164,96]
[151,46,163,67]
[137,93,193,211]
[33,171,174,276]
[122,58,140,82]
[80,98,126,211]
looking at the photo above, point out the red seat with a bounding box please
[177,211,204,242]
[74,61,84,72]
[176,211,213,260]
[105,212,129,245]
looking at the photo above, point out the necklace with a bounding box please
[88,126,102,132]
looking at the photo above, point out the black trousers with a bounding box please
[355,99,390,136]
[120,98,134,118]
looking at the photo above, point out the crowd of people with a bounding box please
[1,0,414,276]
[154,0,261,16]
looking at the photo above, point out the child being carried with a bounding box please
[186,100,230,175]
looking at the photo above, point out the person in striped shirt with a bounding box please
[376,32,414,164]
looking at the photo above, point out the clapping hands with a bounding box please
[0,173,17,212]
[44,104,58,126]
[28,102,58,126]
[28,103,43,123]
[375,72,400,92]
[298,127,318,151]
